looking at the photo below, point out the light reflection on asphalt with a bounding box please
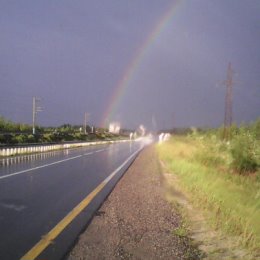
[0,149,71,167]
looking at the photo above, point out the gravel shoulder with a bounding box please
[67,145,201,260]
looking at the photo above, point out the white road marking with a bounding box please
[0,148,108,180]
[20,145,143,260]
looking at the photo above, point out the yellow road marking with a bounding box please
[21,147,142,260]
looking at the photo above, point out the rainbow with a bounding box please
[101,0,182,127]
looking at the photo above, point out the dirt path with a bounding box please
[67,145,201,260]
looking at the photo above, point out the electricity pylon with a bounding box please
[223,63,234,140]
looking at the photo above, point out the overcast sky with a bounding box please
[0,0,259,130]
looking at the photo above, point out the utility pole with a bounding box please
[32,97,42,135]
[223,62,234,140]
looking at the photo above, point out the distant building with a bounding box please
[109,122,121,134]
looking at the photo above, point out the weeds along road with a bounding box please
[0,139,150,260]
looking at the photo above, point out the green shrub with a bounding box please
[194,145,224,167]
[13,134,28,144]
[191,134,227,168]
[74,133,86,141]
[251,119,260,140]
[1,134,14,144]
[42,133,56,142]
[27,134,36,143]
[230,133,258,174]
[157,137,260,251]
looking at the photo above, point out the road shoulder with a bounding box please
[67,145,201,260]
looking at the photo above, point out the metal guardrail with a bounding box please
[0,139,129,157]
[0,140,95,148]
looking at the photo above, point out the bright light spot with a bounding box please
[138,124,146,136]
[158,133,171,143]
[135,135,154,146]
[109,122,121,134]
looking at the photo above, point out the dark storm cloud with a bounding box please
[0,0,259,130]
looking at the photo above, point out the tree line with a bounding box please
[0,116,122,145]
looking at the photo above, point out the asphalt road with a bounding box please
[0,139,147,260]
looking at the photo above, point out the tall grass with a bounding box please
[157,135,260,252]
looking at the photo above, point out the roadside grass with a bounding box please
[170,200,190,238]
[173,224,188,238]
[157,136,260,253]
[169,199,205,259]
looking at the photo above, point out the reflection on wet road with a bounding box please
[1,150,71,167]
[0,145,107,178]
[0,140,147,260]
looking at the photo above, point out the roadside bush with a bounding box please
[59,133,74,141]
[96,133,106,139]
[193,136,226,168]
[157,136,260,251]
[27,134,36,143]
[1,134,14,144]
[18,124,31,133]
[13,134,28,144]
[74,133,86,141]
[251,119,260,140]
[0,134,5,144]
[194,147,225,167]
[230,133,258,174]
[42,133,56,142]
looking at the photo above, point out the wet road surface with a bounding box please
[0,140,146,260]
